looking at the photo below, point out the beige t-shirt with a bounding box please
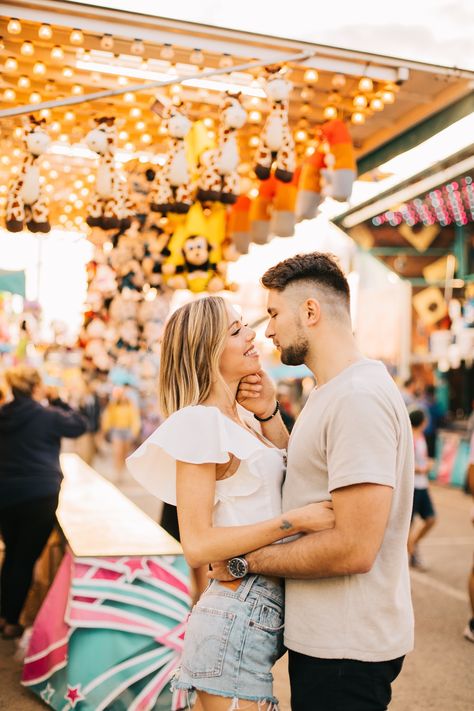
[282,358,414,662]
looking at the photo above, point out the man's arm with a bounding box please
[211,483,393,579]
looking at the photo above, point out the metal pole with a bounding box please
[0,50,315,119]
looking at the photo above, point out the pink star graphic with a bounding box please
[64,684,85,708]
[121,557,149,581]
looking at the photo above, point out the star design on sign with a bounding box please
[64,684,85,708]
[121,556,149,582]
[40,683,55,704]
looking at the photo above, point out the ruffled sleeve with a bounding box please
[126,405,268,505]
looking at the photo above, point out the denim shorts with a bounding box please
[173,574,284,708]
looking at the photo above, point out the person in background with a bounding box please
[401,376,419,407]
[75,381,102,465]
[101,386,141,480]
[408,408,437,570]
[0,365,87,639]
[422,384,446,458]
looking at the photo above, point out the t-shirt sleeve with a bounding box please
[326,391,399,492]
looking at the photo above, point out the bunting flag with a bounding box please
[22,551,191,710]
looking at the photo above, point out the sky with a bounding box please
[68,0,474,70]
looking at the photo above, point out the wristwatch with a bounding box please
[226,556,249,579]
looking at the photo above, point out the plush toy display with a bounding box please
[85,117,135,231]
[166,234,225,292]
[141,228,172,288]
[149,104,194,214]
[197,94,247,204]
[254,75,295,183]
[227,195,252,254]
[5,115,51,233]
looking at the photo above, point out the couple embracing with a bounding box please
[128,252,414,711]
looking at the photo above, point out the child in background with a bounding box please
[408,408,437,570]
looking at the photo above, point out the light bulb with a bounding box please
[4,56,18,72]
[14,127,23,139]
[29,91,42,104]
[141,133,152,144]
[248,135,259,148]
[323,105,338,119]
[353,94,368,109]
[135,120,145,130]
[160,43,174,60]
[129,107,141,118]
[62,66,74,78]
[170,84,182,95]
[123,92,135,103]
[21,40,35,56]
[33,61,46,75]
[100,34,114,50]
[51,45,64,61]
[219,53,233,68]
[64,110,76,122]
[40,108,51,119]
[332,73,346,89]
[118,130,129,140]
[203,117,214,128]
[71,84,83,95]
[249,110,262,123]
[18,75,31,89]
[190,48,204,65]
[304,69,318,82]
[370,97,384,111]
[3,88,16,102]
[358,77,373,92]
[38,24,52,40]
[351,111,365,125]
[117,75,128,86]
[382,89,395,104]
[130,38,145,56]
[7,18,22,35]
[295,129,308,143]
[70,28,84,45]
[50,121,61,133]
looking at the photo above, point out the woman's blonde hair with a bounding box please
[159,296,229,417]
[5,365,41,398]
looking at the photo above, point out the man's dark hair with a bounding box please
[261,252,350,304]
[409,409,426,428]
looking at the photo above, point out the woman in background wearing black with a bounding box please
[0,366,87,639]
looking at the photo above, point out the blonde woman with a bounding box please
[127,296,334,711]
[0,366,87,639]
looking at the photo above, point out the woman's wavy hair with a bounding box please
[159,296,229,417]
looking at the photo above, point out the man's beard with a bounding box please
[280,332,309,366]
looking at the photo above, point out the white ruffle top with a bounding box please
[126,405,286,527]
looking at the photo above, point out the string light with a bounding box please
[33,60,46,75]
[353,94,368,109]
[71,84,84,95]
[219,53,233,68]
[3,88,16,102]
[140,133,152,144]
[370,97,384,111]
[38,23,53,40]
[117,75,128,86]
[51,45,64,61]
[203,117,214,128]
[7,18,22,35]
[18,75,31,89]
[130,38,145,56]
[358,77,373,92]
[351,111,365,125]
[249,110,262,123]
[129,106,141,118]
[323,105,338,119]
[40,108,51,119]
[118,130,129,140]
[62,66,74,78]
[248,136,259,147]
[29,91,42,104]
[4,57,19,72]
[304,69,318,82]
[295,129,308,142]
[70,28,84,44]
[190,48,204,65]
[382,88,395,104]
[160,43,174,60]
[14,127,23,139]
[135,120,145,131]
[123,92,135,103]
[21,40,35,56]
[332,74,346,89]
[100,34,114,51]
[64,110,76,122]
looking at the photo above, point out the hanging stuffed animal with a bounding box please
[254,75,295,183]
[85,117,135,231]
[149,103,194,214]
[141,227,172,288]
[167,234,225,292]
[6,115,51,233]
[197,94,247,204]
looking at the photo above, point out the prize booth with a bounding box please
[1,1,474,707]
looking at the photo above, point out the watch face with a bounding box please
[228,557,247,578]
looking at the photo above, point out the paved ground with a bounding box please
[1,478,472,710]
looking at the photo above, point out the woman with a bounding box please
[101,386,141,479]
[127,297,334,710]
[0,366,87,639]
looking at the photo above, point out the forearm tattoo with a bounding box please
[280,519,293,530]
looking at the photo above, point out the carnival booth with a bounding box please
[1,1,474,707]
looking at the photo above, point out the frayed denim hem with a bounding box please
[172,680,279,710]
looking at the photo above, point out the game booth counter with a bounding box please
[21,454,190,711]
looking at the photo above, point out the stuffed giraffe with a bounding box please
[149,105,194,214]
[85,117,134,231]
[5,116,51,233]
[254,76,295,183]
[197,94,247,204]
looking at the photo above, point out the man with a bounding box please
[211,252,414,711]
